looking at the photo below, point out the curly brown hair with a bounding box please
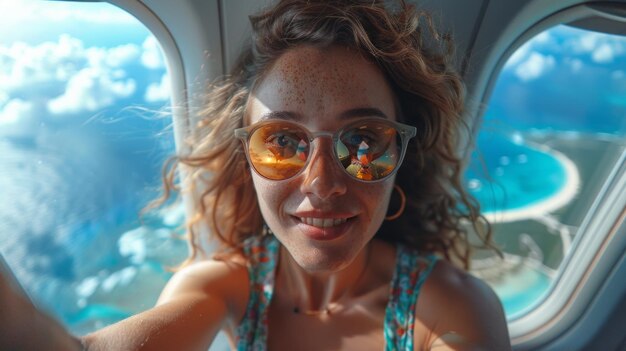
[157,0,498,269]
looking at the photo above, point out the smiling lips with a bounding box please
[298,217,348,227]
[294,214,355,241]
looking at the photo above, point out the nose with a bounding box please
[299,138,347,200]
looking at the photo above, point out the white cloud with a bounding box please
[592,43,614,63]
[566,58,583,73]
[141,36,165,69]
[106,44,141,67]
[0,36,86,93]
[0,35,149,118]
[47,67,136,114]
[533,31,552,45]
[515,52,555,81]
[53,34,85,60]
[504,30,556,71]
[112,69,127,79]
[84,42,141,69]
[570,32,626,64]
[0,91,7,106]
[504,42,531,69]
[0,99,33,125]
[144,73,171,102]
[577,33,601,52]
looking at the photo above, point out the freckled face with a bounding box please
[246,46,397,272]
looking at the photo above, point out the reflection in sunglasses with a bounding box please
[296,139,307,161]
[235,118,416,182]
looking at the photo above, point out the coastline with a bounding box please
[482,146,581,223]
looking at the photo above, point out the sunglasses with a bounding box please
[234,118,417,182]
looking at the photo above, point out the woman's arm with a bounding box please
[415,261,512,351]
[0,270,84,350]
[1,259,248,351]
[84,259,248,351]
[82,292,227,351]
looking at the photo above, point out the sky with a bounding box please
[0,1,170,138]
[486,25,626,135]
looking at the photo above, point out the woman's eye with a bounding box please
[266,134,296,147]
[265,133,300,159]
[276,135,290,147]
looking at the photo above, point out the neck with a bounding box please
[277,243,372,316]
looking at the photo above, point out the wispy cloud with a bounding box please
[141,36,166,70]
[592,43,615,63]
[515,52,555,81]
[145,74,171,102]
[569,31,625,64]
[503,25,626,81]
[47,67,136,115]
[0,99,33,125]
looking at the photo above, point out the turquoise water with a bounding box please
[466,132,567,213]
[491,265,553,318]
[465,132,563,317]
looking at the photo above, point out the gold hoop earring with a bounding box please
[385,185,406,221]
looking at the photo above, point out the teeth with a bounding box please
[299,217,348,227]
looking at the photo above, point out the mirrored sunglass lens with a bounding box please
[337,121,400,181]
[248,123,309,180]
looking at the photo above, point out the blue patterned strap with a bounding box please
[384,245,439,351]
[235,235,280,351]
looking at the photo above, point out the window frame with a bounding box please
[465,3,626,349]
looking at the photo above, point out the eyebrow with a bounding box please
[257,107,389,122]
[339,107,389,120]
[257,111,301,121]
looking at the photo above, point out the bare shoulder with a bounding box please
[158,254,250,321]
[415,259,512,351]
[423,260,502,310]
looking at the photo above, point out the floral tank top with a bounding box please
[235,235,438,351]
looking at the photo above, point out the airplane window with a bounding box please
[0,1,185,335]
[467,24,626,319]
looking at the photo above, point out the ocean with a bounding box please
[466,132,568,214]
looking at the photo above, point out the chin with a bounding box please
[281,238,362,273]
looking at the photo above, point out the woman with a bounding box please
[0,0,510,350]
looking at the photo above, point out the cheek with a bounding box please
[251,174,295,221]
[363,183,394,226]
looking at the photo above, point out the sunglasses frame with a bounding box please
[234,118,417,183]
